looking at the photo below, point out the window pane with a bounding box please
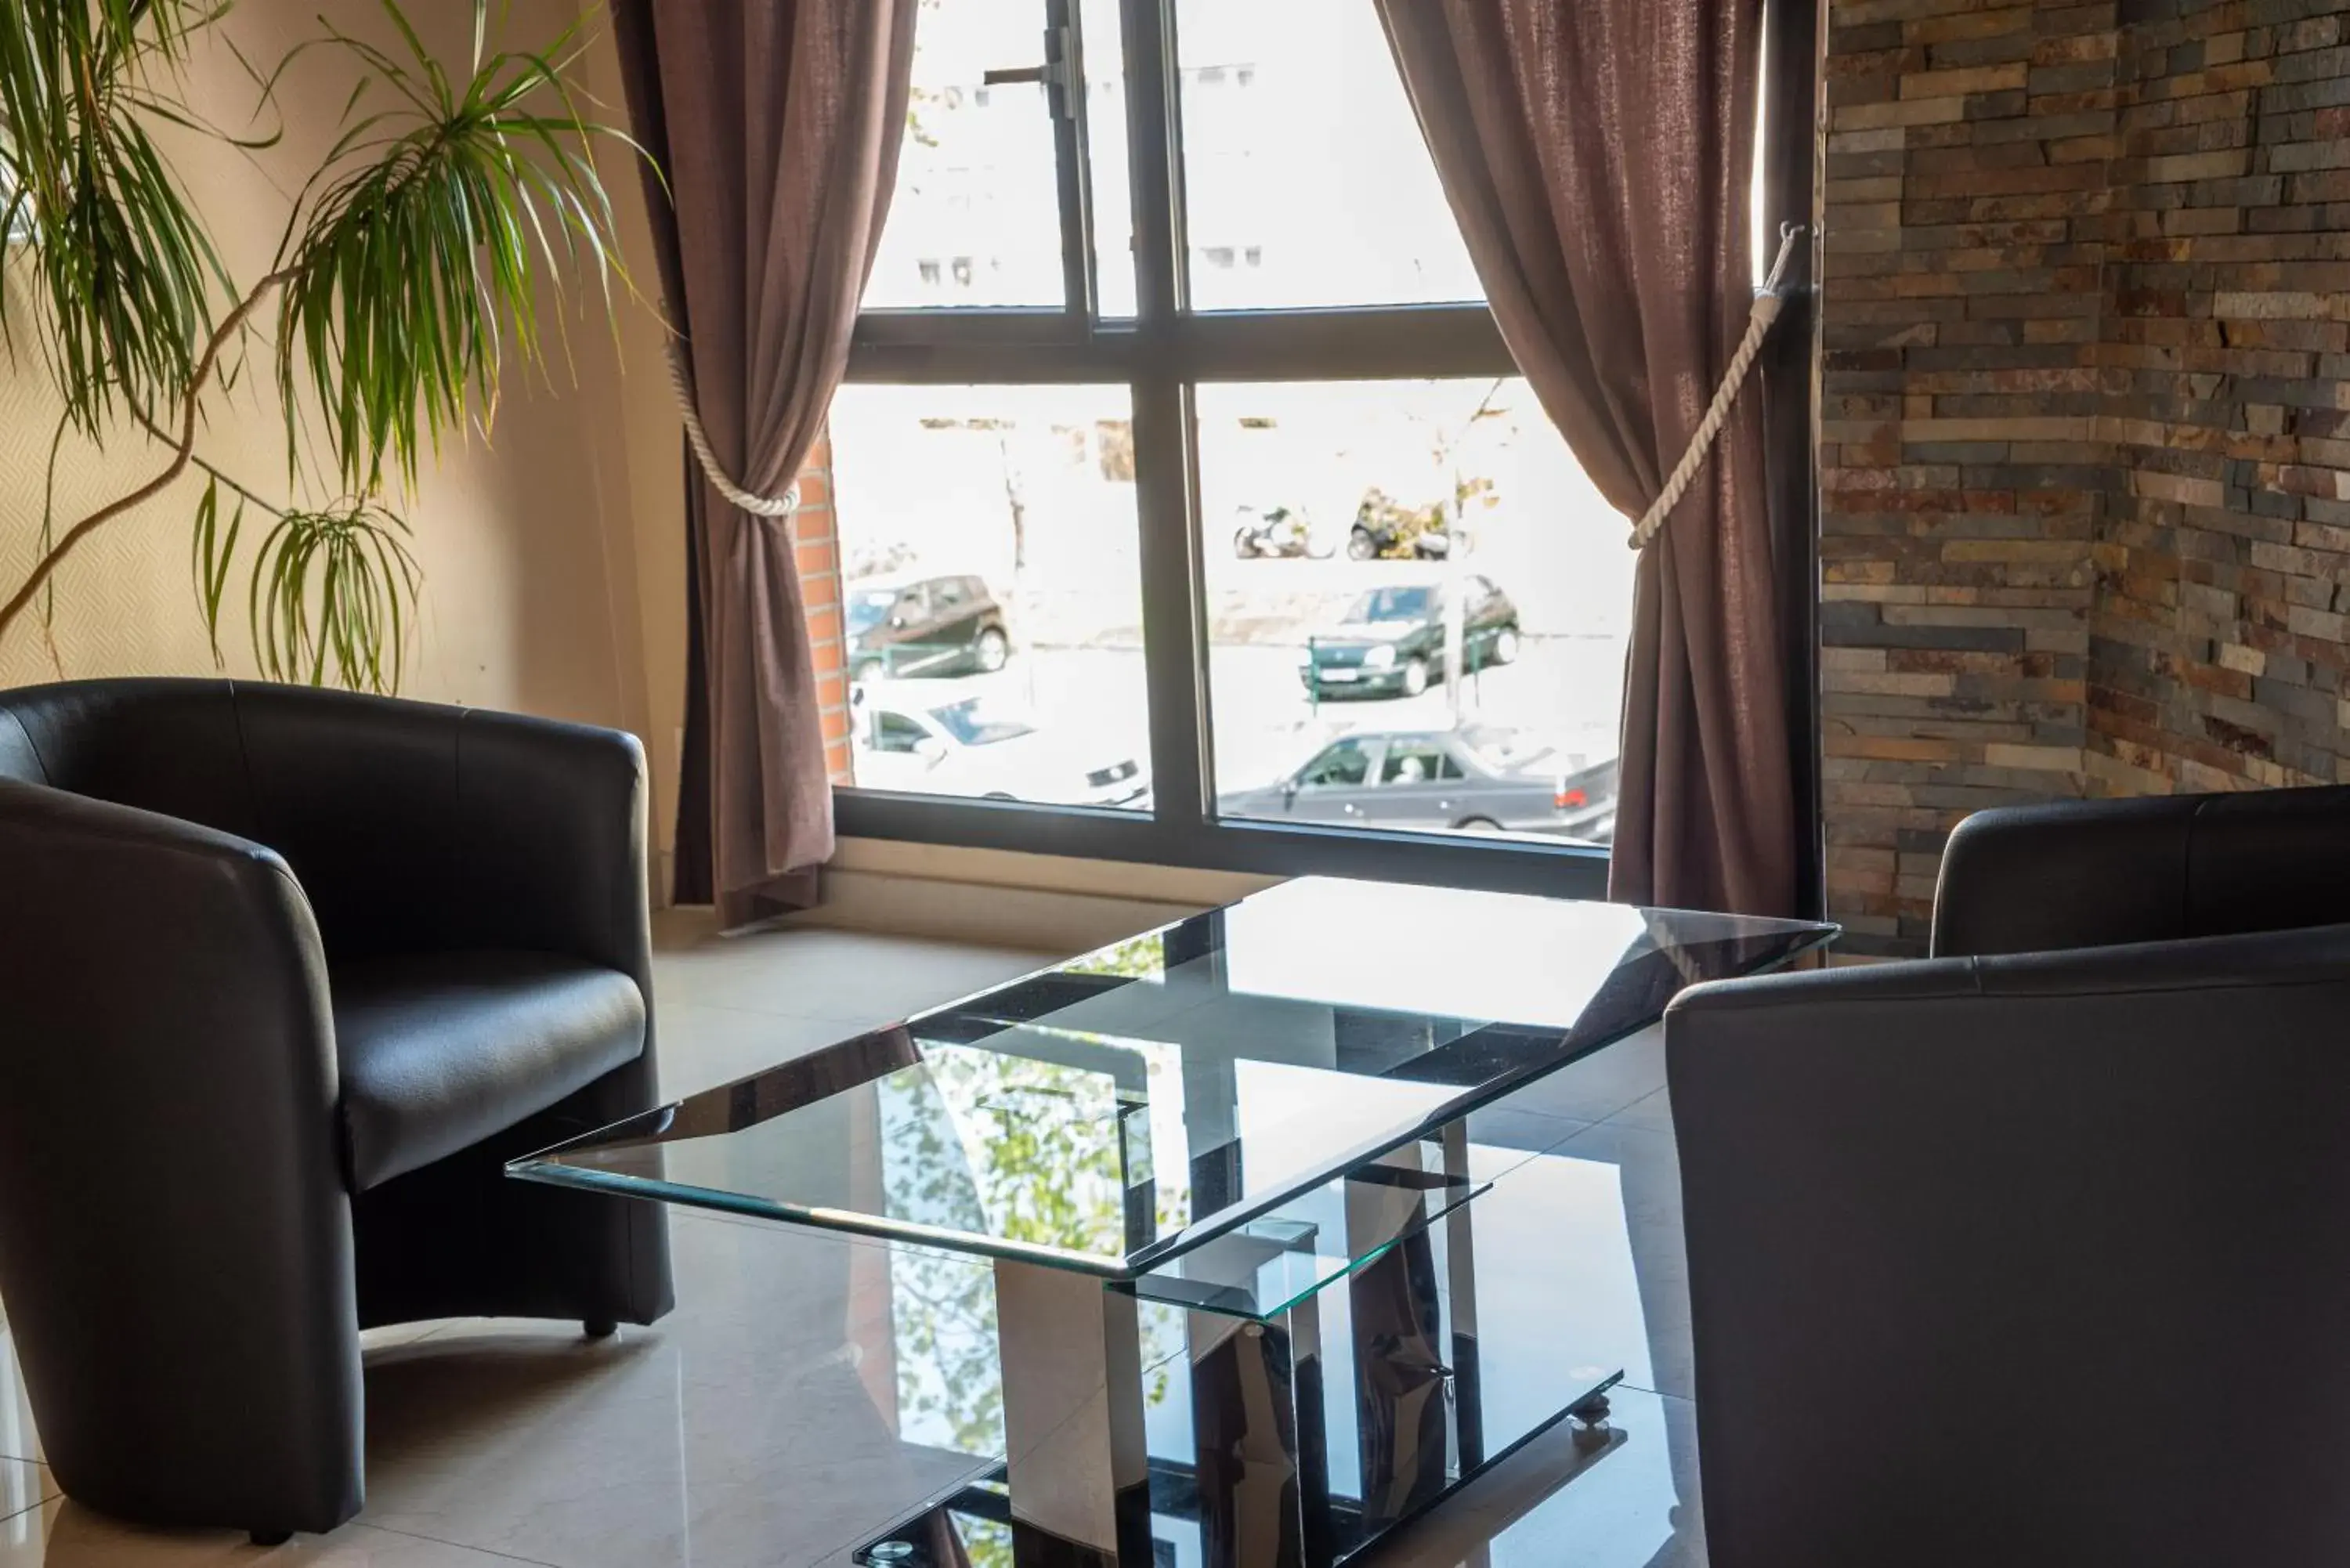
[1174,0,1484,309]
[1079,0,1137,317]
[1200,380,1629,847]
[830,385,1151,811]
[864,0,1065,309]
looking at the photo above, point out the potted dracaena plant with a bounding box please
[0,0,639,690]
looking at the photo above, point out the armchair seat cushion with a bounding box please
[334,949,645,1190]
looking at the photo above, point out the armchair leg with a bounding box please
[584,1319,616,1340]
[251,1530,292,1547]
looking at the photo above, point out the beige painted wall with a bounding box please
[584,23,696,865]
[0,2,650,742]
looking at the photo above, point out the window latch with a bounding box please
[982,25,1076,121]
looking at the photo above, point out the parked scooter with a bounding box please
[1231,504,1332,559]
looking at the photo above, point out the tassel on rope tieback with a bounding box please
[665,339,801,520]
[1626,221,1810,551]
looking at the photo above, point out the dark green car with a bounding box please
[1300,577,1521,699]
[848,574,1010,683]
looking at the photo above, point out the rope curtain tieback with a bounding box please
[1626,221,1811,551]
[665,339,801,519]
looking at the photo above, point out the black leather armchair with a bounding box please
[0,678,674,1542]
[1665,786,2350,1568]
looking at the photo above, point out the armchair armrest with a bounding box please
[1664,927,2350,1563]
[0,779,361,1530]
[1934,785,2350,957]
[446,707,652,987]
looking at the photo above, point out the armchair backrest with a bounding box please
[0,678,649,977]
[1933,784,2350,957]
[0,678,260,840]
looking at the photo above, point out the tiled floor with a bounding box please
[0,913,1705,1567]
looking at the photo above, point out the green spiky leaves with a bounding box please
[278,0,634,497]
[0,0,639,694]
[248,498,420,693]
[0,0,233,437]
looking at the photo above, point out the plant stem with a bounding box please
[0,267,296,647]
[128,406,288,521]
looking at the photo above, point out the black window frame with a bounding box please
[831,0,1820,907]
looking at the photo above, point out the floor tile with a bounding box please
[0,1460,51,1524]
[0,1331,35,1465]
[0,1499,544,1567]
[0,1324,476,1469]
[654,1001,891,1101]
[1495,1024,1667,1124]
[356,1214,995,1568]
[1550,1120,1695,1401]
[1604,1083,1676,1136]
[1464,1104,1592,1154]
[652,923,1050,1024]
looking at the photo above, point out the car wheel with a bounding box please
[1456,816,1506,835]
[1492,627,1521,665]
[852,658,884,684]
[1234,527,1258,558]
[1400,656,1430,698]
[1347,526,1378,562]
[974,627,1010,673]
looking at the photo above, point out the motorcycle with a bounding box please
[1231,504,1332,559]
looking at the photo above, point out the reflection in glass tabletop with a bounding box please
[512,878,1831,1280]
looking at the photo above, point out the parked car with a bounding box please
[1218,724,1617,843]
[1300,576,1520,699]
[848,574,1009,682]
[850,685,1149,807]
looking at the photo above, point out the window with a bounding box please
[1297,738,1374,789]
[825,0,1658,898]
[873,710,931,754]
[1380,743,1462,786]
[1200,378,1630,837]
[1173,0,1482,310]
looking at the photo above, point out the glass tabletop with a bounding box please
[511,877,1832,1280]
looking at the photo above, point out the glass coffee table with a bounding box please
[512,877,1831,1568]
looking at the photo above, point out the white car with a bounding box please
[851,687,1149,808]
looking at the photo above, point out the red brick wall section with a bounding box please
[790,428,855,786]
[1822,0,2350,957]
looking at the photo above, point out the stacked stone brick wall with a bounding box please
[1823,0,2350,956]
[1821,0,2118,956]
[2095,3,2350,796]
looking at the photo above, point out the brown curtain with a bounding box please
[1379,0,1796,916]
[613,1,916,927]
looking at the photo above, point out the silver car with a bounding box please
[1219,725,1618,843]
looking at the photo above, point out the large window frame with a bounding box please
[833,0,1821,907]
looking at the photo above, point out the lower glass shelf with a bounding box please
[858,1137,1643,1568]
[1120,1120,1577,1322]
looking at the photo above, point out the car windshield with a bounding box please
[1344,585,1436,622]
[1461,725,1558,774]
[930,697,1034,746]
[847,590,897,634]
